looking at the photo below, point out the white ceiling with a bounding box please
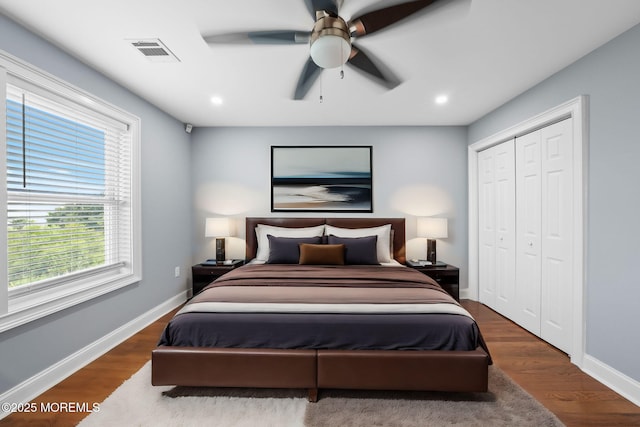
[1,0,640,127]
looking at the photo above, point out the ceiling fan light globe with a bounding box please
[310,34,351,69]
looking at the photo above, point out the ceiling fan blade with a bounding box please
[203,30,310,45]
[303,0,339,17]
[347,45,400,89]
[293,57,323,100]
[349,0,441,37]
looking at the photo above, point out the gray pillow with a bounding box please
[327,235,379,265]
[266,235,322,264]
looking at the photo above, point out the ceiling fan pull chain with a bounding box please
[319,72,324,103]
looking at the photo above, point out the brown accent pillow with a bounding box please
[299,244,345,265]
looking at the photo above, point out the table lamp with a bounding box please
[205,217,230,263]
[417,217,448,264]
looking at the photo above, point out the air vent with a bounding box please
[128,39,180,63]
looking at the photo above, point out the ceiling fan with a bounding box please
[202,0,445,100]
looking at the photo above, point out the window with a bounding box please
[0,51,141,332]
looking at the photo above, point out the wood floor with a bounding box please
[1,300,639,426]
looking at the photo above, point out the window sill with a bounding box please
[0,272,140,334]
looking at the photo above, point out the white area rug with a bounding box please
[77,362,306,427]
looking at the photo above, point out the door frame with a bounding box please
[467,95,588,368]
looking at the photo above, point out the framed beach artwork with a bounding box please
[271,146,373,212]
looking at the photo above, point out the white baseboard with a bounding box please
[459,297,639,407]
[582,354,640,407]
[0,291,187,419]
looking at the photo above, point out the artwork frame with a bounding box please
[271,145,373,212]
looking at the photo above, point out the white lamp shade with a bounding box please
[417,217,448,239]
[310,35,351,69]
[205,217,230,237]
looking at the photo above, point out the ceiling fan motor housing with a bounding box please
[309,14,351,69]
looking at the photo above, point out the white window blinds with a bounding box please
[5,80,132,294]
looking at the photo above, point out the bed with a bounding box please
[152,217,491,401]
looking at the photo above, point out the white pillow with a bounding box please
[325,224,392,263]
[255,224,325,261]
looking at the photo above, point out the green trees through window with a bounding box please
[8,205,105,287]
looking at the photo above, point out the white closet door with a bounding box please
[515,130,542,335]
[478,147,497,307]
[515,119,573,353]
[478,140,515,313]
[476,113,577,356]
[540,119,573,354]
[493,141,516,318]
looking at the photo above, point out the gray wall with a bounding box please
[468,24,640,381]
[0,15,192,393]
[190,126,469,282]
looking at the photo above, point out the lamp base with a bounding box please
[426,239,437,264]
[215,237,226,263]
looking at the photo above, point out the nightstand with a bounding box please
[407,262,460,301]
[191,260,244,297]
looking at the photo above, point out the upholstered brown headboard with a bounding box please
[245,217,406,264]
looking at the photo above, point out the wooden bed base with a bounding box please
[151,218,490,400]
[152,346,490,401]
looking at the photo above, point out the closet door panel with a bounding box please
[478,148,497,306]
[540,119,573,354]
[515,131,542,335]
[494,142,516,318]
[478,140,515,314]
